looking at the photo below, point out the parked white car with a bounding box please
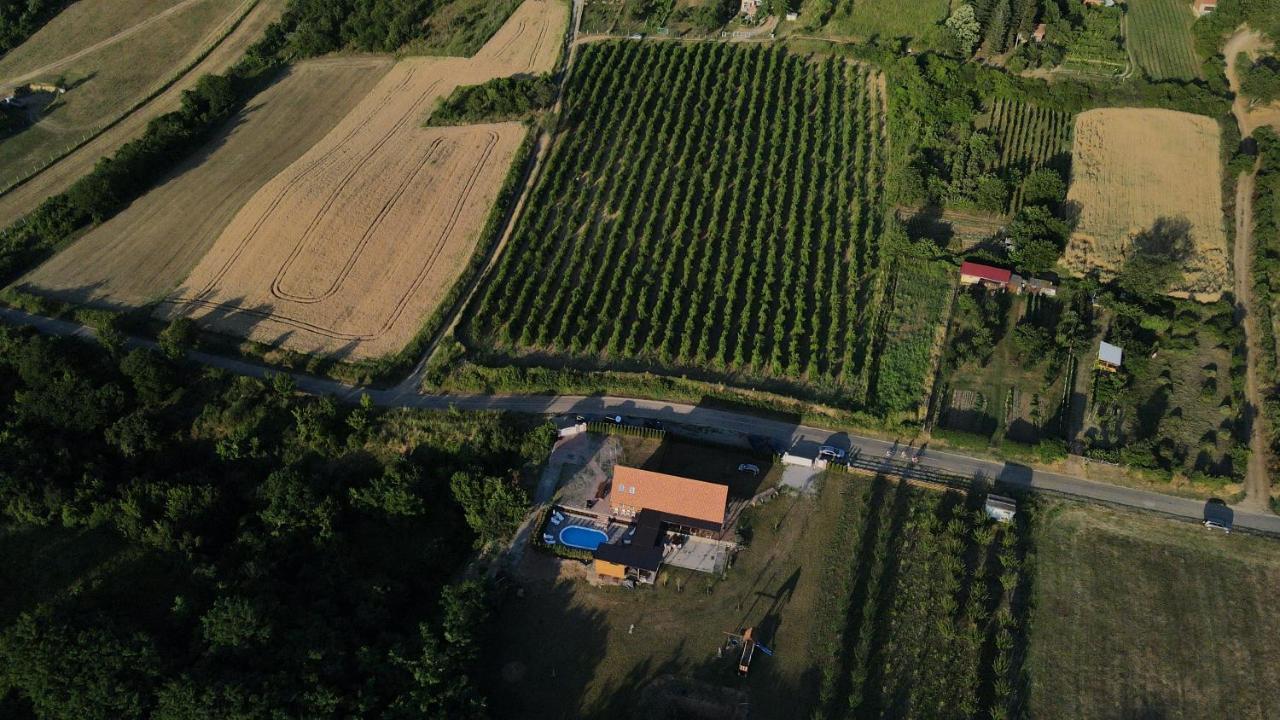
[819,445,846,460]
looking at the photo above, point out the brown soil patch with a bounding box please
[1063,108,1228,299]
[160,0,567,359]
[16,57,392,308]
[0,0,288,221]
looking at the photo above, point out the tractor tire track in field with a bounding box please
[167,131,501,342]
[267,78,444,302]
[181,70,418,302]
[270,137,450,304]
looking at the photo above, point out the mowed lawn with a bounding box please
[0,0,250,188]
[1126,0,1201,81]
[1028,502,1280,717]
[484,475,851,719]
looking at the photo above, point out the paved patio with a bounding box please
[664,535,730,574]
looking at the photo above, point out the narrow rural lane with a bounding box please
[1225,26,1275,514]
[1233,168,1273,513]
[5,306,1279,535]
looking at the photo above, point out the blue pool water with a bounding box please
[559,525,608,551]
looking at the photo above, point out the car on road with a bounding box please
[819,445,846,460]
[1203,520,1230,534]
[737,463,760,475]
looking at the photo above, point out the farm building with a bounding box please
[591,467,732,585]
[609,466,729,533]
[1193,0,1216,14]
[1009,275,1059,296]
[960,261,1013,289]
[1098,341,1124,372]
[985,495,1018,523]
[740,0,760,17]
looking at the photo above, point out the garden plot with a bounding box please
[1063,109,1228,298]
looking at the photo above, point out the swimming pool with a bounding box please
[559,525,609,551]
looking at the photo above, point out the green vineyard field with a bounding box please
[983,97,1074,211]
[463,42,950,411]
[1126,0,1200,81]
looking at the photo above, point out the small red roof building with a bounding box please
[959,261,1013,287]
[1193,0,1216,14]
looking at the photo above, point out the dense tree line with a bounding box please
[428,74,557,125]
[1240,53,1280,103]
[1193,0,1280,55]
[1251,128,1280,502]
[0,325,553,718]
[0,0,69,56]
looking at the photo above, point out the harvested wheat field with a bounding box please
[161,0,566,359]
[1063,108,1228,298]
[0,0,287,222]
[0,0,254,189]
[16,57,393,307]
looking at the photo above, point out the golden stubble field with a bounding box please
[160,0,567,359]
[17,57,394,308]
[1063,108,1228,298]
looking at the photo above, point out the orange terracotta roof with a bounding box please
[609,466,729,527]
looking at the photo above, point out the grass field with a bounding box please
[1064,108,1228,298]
[160,0,566,359]
[0,0,253,189]
[977,97,1074,212]
[462,42,948,411]
[1029,501,1280,718]
[16,58,394,308]
[1126,0,1200,81]
[0,0,287,222]
[411,0,525,56]
[821,0,950,48]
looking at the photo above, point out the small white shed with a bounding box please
[984,495,1017,523]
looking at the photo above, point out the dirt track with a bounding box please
[1224,29,1280,137]
[1064,108,1228,298]
[0,0,286,221]
[164,0,568,359]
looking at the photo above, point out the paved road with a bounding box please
[4,306,1279,535]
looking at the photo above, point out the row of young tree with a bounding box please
[1250,128,1280,506]
[812,477,1035,720]
[0,324,552,718]
[465,42,909,407]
